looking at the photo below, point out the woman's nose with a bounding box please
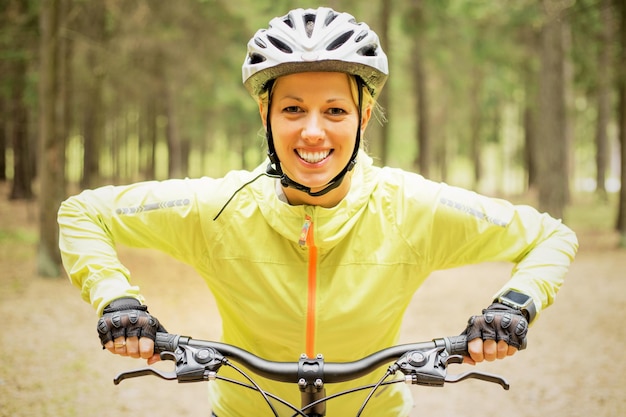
[301,114,324,142]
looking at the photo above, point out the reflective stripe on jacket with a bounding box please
[58,152,578,416]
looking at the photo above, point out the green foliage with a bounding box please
[0,228,37,245]
[0,0,620,197]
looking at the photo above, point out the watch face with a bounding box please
[503,290,530,304]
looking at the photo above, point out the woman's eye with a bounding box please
[328,107,347,115]
[283,106,301,113]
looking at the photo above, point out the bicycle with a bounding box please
[114,332,514,417]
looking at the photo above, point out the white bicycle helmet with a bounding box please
[242,7,389,98]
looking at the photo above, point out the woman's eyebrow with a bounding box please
[326,97,350,103]
[277,95,350,103]
[277,94,303,102]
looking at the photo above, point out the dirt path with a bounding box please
[0,193,624,416]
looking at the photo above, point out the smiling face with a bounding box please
[261,72,371,207]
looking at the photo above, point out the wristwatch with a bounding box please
[496,289,537,323]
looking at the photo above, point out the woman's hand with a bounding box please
[464,338,518,364]
[97,297,165,365]
[103,335,161,364]
[462,302,528,364]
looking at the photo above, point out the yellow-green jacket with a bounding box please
[58,152,578,416]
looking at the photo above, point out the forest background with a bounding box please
[1,1,626,416]
[1,0,626,275]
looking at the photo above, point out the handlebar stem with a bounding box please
[298,353,327,415]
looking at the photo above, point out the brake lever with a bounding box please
[397,347,509,390]
[113,349,181,385]
[440,349,510,390]
[114,367,178,385]
[445,371,510,390]
[113,345,225,385]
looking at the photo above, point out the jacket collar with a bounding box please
[252,151,378,250]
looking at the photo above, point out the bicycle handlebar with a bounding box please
[114,332,512,416]
[152,332,470,384]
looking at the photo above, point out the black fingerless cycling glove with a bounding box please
[97,297,166,347]
[462,302,528,350]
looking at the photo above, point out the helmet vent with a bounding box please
[283,13,295,28]
[304,13,316,37]
[254,37,267,48]
[324,11,339,27]
[354,30,368,43]
[267,35,293,53]
[326,31,354,51]
[357,44,378,57]
[248,53,266,65]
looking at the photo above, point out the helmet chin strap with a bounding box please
[264,78,364,198]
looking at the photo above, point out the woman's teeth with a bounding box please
[297,150,330,163]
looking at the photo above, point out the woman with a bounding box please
[58,7,578,416]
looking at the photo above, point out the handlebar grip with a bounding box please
[155,332,180,353]
[445,334,527,357]
[445,335,469,356]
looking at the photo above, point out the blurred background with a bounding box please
[1,0,625,273]
[1,0,625,416]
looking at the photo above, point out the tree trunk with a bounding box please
[595,0,613,201]
[9,55,33,200]
[469,69,484,190]
[6,0,34,199]
[491,107,502,193]
[81,79,103,188]
[166,85,183,178]
[521,27,540,193]
[562,14,574,205]
[408,0,431,177]
[37,0,65,277]
[0,97,6,181]
[181,137,190,178]
[80,0,105,189]
[616,0,626,245]
[111,114,120,184]
[377,0,391,165]
[142,98,158,180]
[523,101,538,192]
[58,0,71,190]
[536,1,570,220]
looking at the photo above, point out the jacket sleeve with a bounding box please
[408,180,578,320]
[58,179,207,315]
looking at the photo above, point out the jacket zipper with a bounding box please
[299,215,317,359]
